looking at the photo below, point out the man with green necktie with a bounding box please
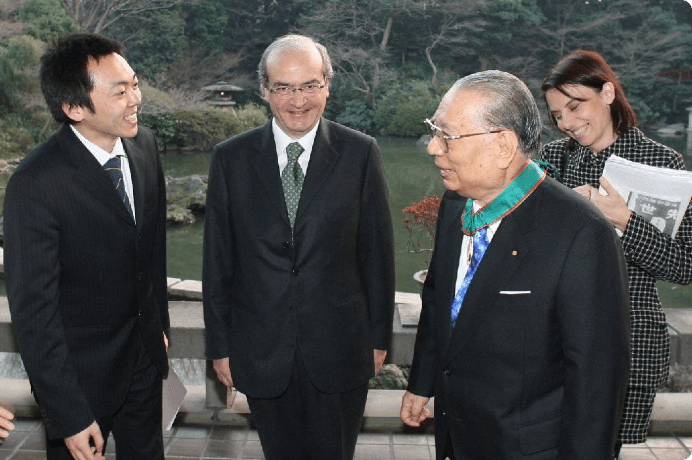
[203,34,395,460]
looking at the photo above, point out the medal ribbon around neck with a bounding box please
[461,160,546,235]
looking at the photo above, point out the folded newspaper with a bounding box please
[601,155,692,239]
[162,365,187,431]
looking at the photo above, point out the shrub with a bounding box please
[166,104,268,151]
[335,100,376,135]
[402,194,441,254]
[375,80,441,137]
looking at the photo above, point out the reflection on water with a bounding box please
[164,133,692,303]
[164,137,443,293]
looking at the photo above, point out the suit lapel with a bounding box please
[434,194,466,353]
[250,121,291,225]
[123,136,146,230]
[59,124,134,225]
[445,189,540,363]
[295,119,339,224]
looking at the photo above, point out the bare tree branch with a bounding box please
[62,0,195,33]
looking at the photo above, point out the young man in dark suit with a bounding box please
[203,34,395,460]
[4,33,169,460]
[400,71,631,459]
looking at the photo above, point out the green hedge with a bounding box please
[141,103,269,152]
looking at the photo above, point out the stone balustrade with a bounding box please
[1,248,691,433]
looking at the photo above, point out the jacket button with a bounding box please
[282,242,290,250]
[292,269,299,276]
[444,367,451,375]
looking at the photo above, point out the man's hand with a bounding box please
[213,358,234,388]
[374,349,387,375]
[0,404,14,439]
[163,333,169,351]
[400,391,431,427]
[64,421,104,460]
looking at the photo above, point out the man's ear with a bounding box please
[62,102,85,123]
[495,130,519,170]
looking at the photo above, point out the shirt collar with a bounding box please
[70,125,125,166]
[272,118,319,156]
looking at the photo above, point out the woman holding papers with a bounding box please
[540,49,692,458]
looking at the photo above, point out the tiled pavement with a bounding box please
[1,416,691,460]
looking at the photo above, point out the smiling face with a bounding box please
[64,52,141,152]
[263,46,329,139]
[545,83,617,154]
[427,89,510,205]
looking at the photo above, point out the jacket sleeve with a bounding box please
[202,145,235,359]
[4,167,94,439]
[153,140,170,336]
[556,221,631,459]
[357,137,396,351]
[406,194,453,398]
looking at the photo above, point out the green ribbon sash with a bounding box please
[461,160,546,235]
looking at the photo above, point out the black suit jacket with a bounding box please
[4,124,169,439]
[407,179,630,459]
[203,119,395,397]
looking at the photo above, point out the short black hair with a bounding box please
[40,32,124,124]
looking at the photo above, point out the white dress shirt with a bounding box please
[454,201,502,293]
[272,118,318,176]
[70,125,136,222]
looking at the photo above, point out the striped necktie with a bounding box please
[103,156,134,220]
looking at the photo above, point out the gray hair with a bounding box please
[451,70,541,157]
[257,34,334,94]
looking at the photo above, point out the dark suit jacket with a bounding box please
[203,118,395,398]
[407,178,630,460]
[4,124,169,439]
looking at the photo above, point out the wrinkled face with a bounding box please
[427,89,505,205]
[65,53,141,152]
[545,83,616,154]
[263,47,329,139]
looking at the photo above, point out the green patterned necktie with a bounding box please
[282,142,305,227]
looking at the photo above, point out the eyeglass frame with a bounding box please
[265,80,328,99]
[424,118,502,152]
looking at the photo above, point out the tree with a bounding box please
[417,0,486,85]
[61,0,190,34]
[19,0,76,41]
[0,35,44,111]
[111,8,188,78]
[299,0,441,106]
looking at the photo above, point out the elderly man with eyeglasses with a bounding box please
[203,34,395,460]
[400,70,631,460]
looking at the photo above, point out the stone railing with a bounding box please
[1,249,691,432]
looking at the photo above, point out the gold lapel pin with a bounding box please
[512,250,518,256]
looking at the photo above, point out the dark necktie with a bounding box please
[450,226,490,327]
[282,142,305,227]
[103,156,134,220]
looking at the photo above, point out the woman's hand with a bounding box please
[574,178,631,232]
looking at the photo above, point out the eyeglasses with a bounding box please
[424,118,502,152]
[266,82,327,99]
